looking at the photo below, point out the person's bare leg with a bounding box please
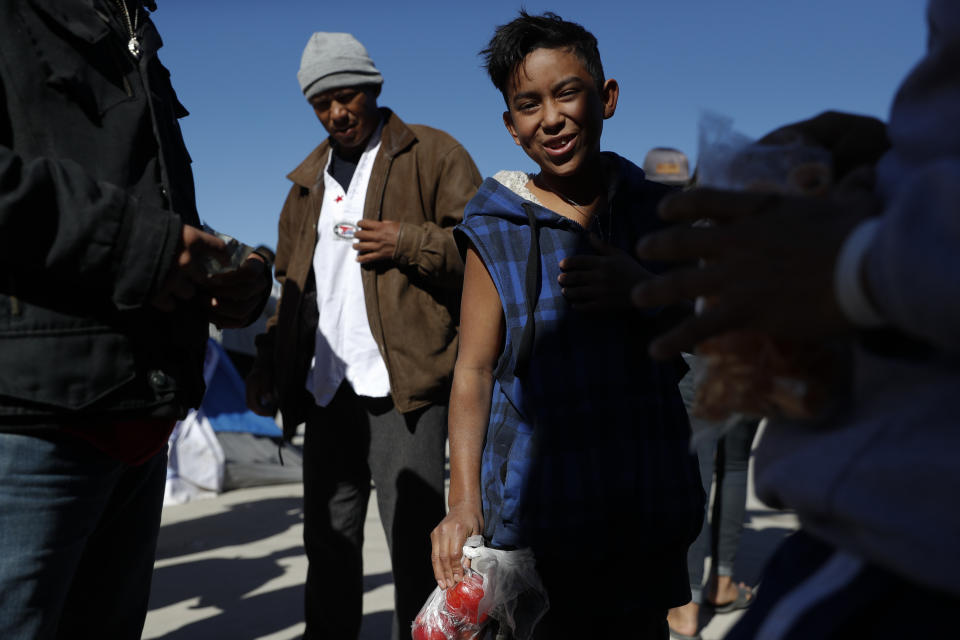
[667,601,700,637]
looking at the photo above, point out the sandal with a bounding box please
[708,583,754,613]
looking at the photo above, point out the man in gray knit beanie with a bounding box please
[293,32,385,156]
[297,32,383,101]
[248,30,481,640]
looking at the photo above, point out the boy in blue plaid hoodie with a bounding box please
[429,12,704,638]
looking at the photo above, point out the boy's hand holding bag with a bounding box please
[412,536,548,640]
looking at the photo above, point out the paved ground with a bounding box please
[143,453,797,640]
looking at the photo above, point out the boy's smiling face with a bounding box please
[503,47,618,182]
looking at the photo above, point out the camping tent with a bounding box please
[164,338,302,505]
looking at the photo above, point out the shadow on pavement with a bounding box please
[155,496,303,560]
[363,570,393,593]
[150,547,303,610]
[148,582,304,639]
[148,494,308,638]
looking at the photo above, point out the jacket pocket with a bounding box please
[20,1,134,122]
[0,314,136,411]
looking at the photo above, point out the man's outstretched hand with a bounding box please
[151,224,228,312]
[151,225,273,328]
[631,179,881,360]
[205,252,273,328]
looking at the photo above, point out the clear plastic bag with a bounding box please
[412,536,549,640]
[691,112,836,422]
[696,111,832,195]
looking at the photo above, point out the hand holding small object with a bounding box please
[150,224,228,312]
[631,186,879,360]
[205,251,273,328]
[352,219,401,264]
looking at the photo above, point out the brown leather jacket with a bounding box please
[254,109,481,435]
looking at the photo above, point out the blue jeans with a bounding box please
[0,430,167,639]
[678,355,759,604]
[687,418,758,601]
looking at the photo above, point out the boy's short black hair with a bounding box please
[481,11,605,103]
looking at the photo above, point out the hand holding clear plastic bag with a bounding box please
[691,112,838,422]
[412,536,548,640]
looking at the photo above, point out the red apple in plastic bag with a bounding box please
[446,572,485,625]
[412,607,456,640]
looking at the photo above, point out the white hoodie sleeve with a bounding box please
[840,0,960,352]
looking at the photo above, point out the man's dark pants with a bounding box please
[301,382,447,640]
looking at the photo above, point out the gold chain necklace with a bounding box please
[112,0,141,59]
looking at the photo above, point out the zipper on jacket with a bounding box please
[116,47,134,97]
[102,24,135,97]
[371,158,397,395]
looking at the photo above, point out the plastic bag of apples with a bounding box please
[411,536,548,640]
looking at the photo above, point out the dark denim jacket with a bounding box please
[0,0,207,422]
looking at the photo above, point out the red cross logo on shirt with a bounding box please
[335,195,343,203]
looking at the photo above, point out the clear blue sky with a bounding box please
[150,1,926,252]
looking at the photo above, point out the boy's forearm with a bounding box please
[446,366,493,509]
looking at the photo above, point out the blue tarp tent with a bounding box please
[203,339,281,436]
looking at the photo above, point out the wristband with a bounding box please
[834,218,885,326]
[252,245,276,272]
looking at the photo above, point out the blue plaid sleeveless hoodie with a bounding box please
[456,153,704,571]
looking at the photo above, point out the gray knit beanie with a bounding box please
[297,32,383,100]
